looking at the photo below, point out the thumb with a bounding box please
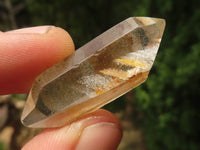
[22,109,123,150]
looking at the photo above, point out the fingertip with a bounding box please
[46,27,75,61]
[75,110,122,150]
[75,122,122,150]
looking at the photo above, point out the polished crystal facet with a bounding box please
[21,17,165,128]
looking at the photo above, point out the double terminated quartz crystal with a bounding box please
[21,17,165,128]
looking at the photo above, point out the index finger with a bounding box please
[0,26,74,95]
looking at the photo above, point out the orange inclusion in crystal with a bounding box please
[94,77,122,96]
[99,69,129,80]
[94,87,106,95]
[115,59,147,67]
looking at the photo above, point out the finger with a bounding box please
[0,26,74,94]
[22,109,122,150]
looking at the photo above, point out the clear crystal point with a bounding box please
[21,17,165,128]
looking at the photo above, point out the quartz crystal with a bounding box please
[21,17,165,128]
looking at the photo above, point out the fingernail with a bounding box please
[5,26,54,34]
[75,122,122,150]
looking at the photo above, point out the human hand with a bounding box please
[0,26,122,150]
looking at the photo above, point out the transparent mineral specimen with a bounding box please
[21,17,165,128]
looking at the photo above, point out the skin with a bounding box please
[0,26,123,150]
